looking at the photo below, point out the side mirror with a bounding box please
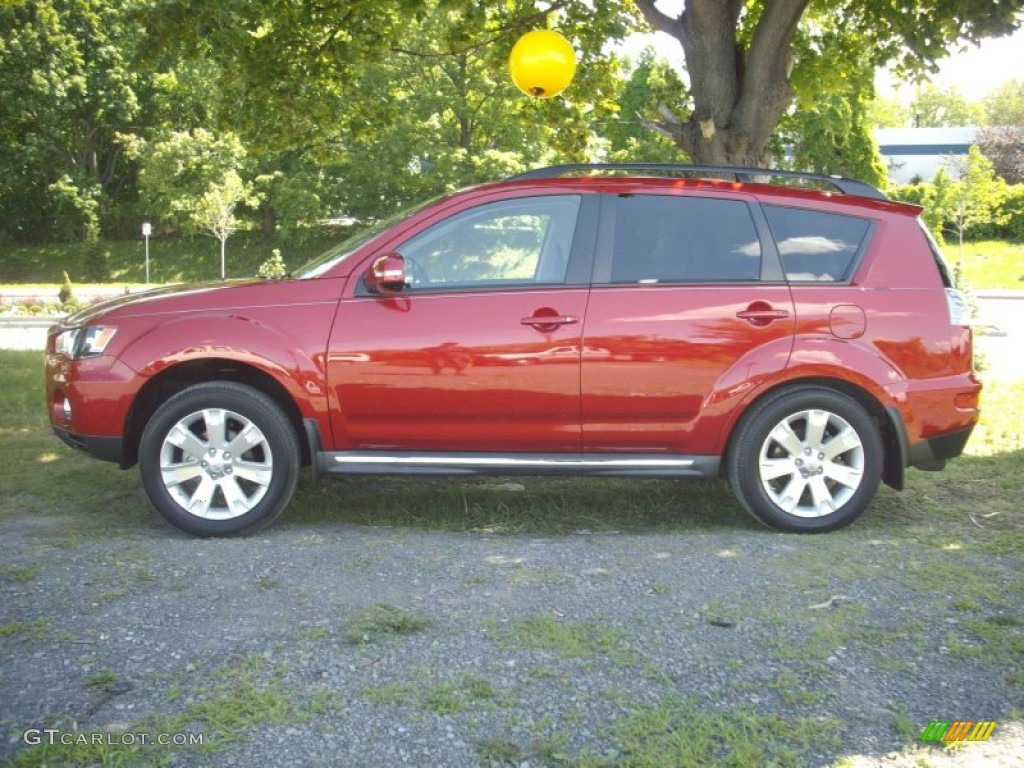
[365,252,407,293]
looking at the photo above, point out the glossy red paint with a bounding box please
[43,165,981,535]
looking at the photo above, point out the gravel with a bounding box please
[1,489,1022,767]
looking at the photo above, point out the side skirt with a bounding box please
[315,451,721,479]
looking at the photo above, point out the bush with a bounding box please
[257,248,288,279]
[58,271,76,304]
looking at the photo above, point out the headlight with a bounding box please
[55,326,117,358]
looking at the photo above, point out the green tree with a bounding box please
[604,47,689,163]
[0,0,148,241]
[194,170,250,280]
[983,78,1024,125]
[632,0,1021,165]
[907,84,984,127]
[783,95,887,189]
[946,146,1009,254]
[133,129,248,233]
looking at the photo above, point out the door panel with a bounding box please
[326,194,593,452]
[328,290,588,451]
[581,194,794,453]
[581,285,794,451]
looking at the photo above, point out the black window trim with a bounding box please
[592,192,773,287]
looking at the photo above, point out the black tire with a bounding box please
[138,382,300,537]
[727,387,883,533]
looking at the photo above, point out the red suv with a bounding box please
[45,164,981,537]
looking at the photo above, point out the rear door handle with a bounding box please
[736,307,790,326]
[521,315,579,327]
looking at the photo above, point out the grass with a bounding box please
[341,602,432,644]
[0,231,344,286]
[954,240,1024,290]
[489,616,636,664]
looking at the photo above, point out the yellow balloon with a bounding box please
[508,29,577,99]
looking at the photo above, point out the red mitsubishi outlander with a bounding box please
[45,164,981,537]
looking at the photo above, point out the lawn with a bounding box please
[954,240,1024,291]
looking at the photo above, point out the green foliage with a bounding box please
[134,129,249,232]
[256,248,288,279]
[983,78,1024,125]
[905,83,986,127]
[82,239,112,282]
[0,0,146,241]
[57,270,75,304]
[782,90,888,190]
[342,602,431,644]
[602,47,689,163]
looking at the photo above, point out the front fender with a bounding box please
[116,306,335,429]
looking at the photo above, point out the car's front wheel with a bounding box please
[138,382,300,537]
[727,387,883,533]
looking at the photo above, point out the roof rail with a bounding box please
[507,163,886,200]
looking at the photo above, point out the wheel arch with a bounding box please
[122,358,310,470]
[722,376,905,491]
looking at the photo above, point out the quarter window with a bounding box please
[396,195,581,289]
[610,196,762,283]
[763,205,872,282]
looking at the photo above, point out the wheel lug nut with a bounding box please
[224,452,231,459]
[201,460,208,468]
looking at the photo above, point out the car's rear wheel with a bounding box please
[138,382,300,537]
[728,387,882,533]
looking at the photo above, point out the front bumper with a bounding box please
[52,426,125,464]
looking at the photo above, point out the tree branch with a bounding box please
[633,0,684,40]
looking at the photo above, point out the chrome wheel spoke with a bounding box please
[775,475,809,513]
[226,423,266,457]
[760,457,796,482]
[166,423,208,460]
[232,460,273,487]
[202,409,228,450]
[768,421,805,457]
[807,476,836,516]
[824,461,862,489]
[823,426,861,460]
[161,460,203,487]
[804,409,830,451]
[185,476,217,517]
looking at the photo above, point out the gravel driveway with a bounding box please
[2,478,1021,767]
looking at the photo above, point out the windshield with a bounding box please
[294,198,441,279]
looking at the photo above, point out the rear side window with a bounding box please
[763,206,872,282]
[610,196,761,283]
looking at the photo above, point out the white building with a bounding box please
[874,127,976,184]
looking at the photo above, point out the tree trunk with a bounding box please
[635,0,810,167]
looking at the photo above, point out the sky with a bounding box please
[876,27,1024,101]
